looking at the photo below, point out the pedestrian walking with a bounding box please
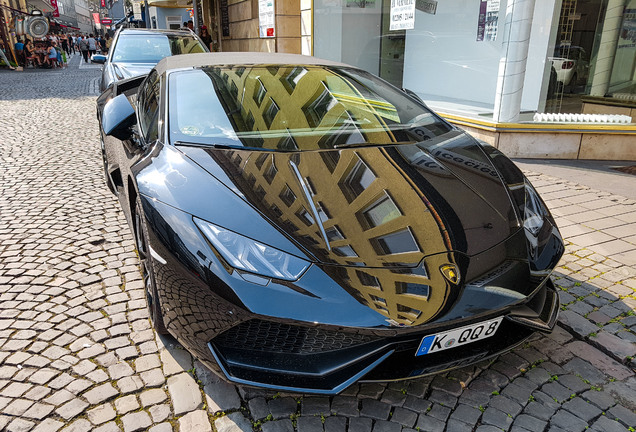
[104,33,112,52]
[79,35,89,63]
[87,34,97,58]
[98,36,107,54]
[67,34,75,55]
[60,34,69,56]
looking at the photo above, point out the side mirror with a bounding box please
[402,88,427,107]
[102,93,136,141]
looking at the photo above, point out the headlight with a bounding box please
[194,218,310,281]
[523,180,548,236]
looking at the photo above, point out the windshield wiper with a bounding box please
[173,141,272,151]
[334,140,416,149]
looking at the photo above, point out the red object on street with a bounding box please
[101,18,112,24]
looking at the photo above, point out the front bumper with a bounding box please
[207,279,559,394]
[141,195,562,395]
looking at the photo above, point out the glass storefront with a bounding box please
[313,0,636,125]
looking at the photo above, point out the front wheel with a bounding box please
[135,198,169,334]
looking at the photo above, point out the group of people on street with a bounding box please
[3,31,112,70]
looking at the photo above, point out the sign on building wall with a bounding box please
[389,0,415,31]
[220,0,230,37]
[50,0,60,17]
[259,0,275,37]
[415,0,436,15]
[132,0,142,21]
[477,0,499,41]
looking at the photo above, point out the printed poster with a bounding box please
[259,0,275,38]
[485,0,500,41]
[477,0,499,41]
[133,1,142,21]
[390,0,415,31]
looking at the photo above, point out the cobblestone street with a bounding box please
[1,57,635,432]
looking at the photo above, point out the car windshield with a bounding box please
[168,65,452,151]
[112,34,205,63]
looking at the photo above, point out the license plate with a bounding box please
[416,317,503,356]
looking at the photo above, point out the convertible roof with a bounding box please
[155,52,350,75]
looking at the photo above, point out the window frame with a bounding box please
[137,70,163,144]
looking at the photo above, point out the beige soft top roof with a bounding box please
[155,52,350,75]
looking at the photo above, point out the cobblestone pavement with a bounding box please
[1,59,635,432]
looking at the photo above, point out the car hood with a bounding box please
[111,62,155,81]
[177,130,520,267]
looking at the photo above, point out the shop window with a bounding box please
[316,203,330,223]
[396,282,430,300]
[255,185,266,200]
[281,67,308,94]
[297,208,314,226]
[333,245,358,257]
[246,174,256,188]
[269,204,282,218]
[370,295,387,306]
[370,228,419,255]
[263,98,280,129]
[281,220,299,232]
[165,16,181,30]
[340,158,376,202]
[254,153,268,170]
[361,193,401,229]
[302,83,337,128]
[253,79,266,107]
[245,111,255,131]
[263,161,277,184]
[325,225,345,242]
[376,305,389,314]
[278,133,298,151]
[229,80,238,100]
[320,151,340,173]
[397,304,422,318]
[279,185,296,207]
[356,270,380,288]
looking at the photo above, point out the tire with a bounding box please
[134,198,169,334]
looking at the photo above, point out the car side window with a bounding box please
[138,71,161,143]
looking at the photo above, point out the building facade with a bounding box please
[189,0,635,159]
